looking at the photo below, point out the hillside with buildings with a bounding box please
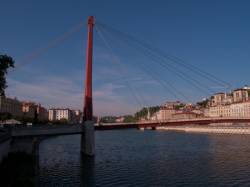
[149,86,250,121]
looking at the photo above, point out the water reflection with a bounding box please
[80,155,95,187]
[39,130,250,187]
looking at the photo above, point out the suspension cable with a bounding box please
[96,21,230,90]
[97,23,212,96]
[95,24,146,110]
[11,21,84,72]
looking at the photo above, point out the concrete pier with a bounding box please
[81,121,95,156]
[0,133,11,163]
[157,126,250,135]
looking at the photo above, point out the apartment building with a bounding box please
[0,96,22,117]
[49,108,72,121]
[22,102,37,118]
[49,108,82,123]
[207,101,250,118]
[233,89,249,103]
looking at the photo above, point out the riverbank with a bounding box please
[157,126,250,134]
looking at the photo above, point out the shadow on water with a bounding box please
[80,155,95,187]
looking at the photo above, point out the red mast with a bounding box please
[83,16,94,122]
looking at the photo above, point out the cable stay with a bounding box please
[96,22,218,95]
[96,21,231,92]
[95,24,147,110]
[122,39,213,96]
[103,33,192,102]
[96,23,213,100]
[11,21,85,72]
[96,23,193,104]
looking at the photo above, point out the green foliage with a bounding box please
[174,103,185,110]
[59,118,68,123]
[0,112,12,121]
[51,118,69,125]
[100,116,116,123]
[134,106,160,120]
[13,115,49,125]
[14,116,32,124]
[123,115,136,123]
[197,99,209,108]
[0,54,15,96]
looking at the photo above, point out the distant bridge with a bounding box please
[1,117,248,157]
[9,117,250,137]
[136,117,250,129]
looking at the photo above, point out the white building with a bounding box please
[48,108,73,122]
[207,101,250,118]
[151,107,176,120]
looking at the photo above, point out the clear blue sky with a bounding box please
[1,0,250,115]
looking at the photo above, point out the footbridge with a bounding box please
[9,117,250,137]
[7,16,247,156]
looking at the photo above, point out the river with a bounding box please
[39,130,250,186]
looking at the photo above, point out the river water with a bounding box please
[39,130,250,186]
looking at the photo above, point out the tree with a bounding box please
[100,116,117,123]
[197,99,209,108]
[134,106,160,120]
[123,115,136,123]
[0,112,12,121]
[0,54,15,96]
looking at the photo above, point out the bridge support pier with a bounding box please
[81,121,95,156]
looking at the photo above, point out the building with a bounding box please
[211,93,225,106]
[48,108,75,123]
[164,101,182,109]
[72,110,82,123]
[224,93,233,105]
[48,109,56,121]
[210,93,233,106]
[230,102,250,117]
[151,107,176,120]
[172,111,202,120]
[207,101,250,118]
[206,105,230,117]
[36,104,48,121]
[0,96,22,117]
[22,102,37,119]
[233,89,249,103]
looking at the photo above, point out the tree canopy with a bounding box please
[196,99,209,108]
[134,106,160,120]
[0,54,15,96]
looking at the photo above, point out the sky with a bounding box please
[1,0,250,116]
